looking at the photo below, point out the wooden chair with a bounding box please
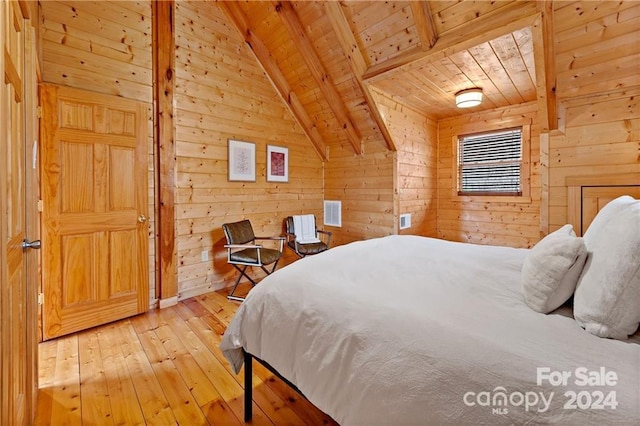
[222,219,285,302]
[285,214,331,258]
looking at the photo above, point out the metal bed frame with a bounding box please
[243,350,307,422]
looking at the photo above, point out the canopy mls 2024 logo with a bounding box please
[462,366,619,415]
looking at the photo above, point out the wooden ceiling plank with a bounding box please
[365,20,420,65]
[513,28,536,86]
[433,0,512,36]
[489,33,537,101]
[406,62,473,118]
[273,1,362,155]
[429,57,470,92]
[448,50,509,108]
[217,1,327,161]
[356,4,419,65]
[407,68,449,99]
[409,1,438,49]
[323,2,368,75]
[363,2,539,83]
[533,2,558,132]
[468,41,525,105]
[323,0,396,151]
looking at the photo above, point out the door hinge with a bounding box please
[37,199,43,212]
[38,293,44,305]
[36,106,42,119]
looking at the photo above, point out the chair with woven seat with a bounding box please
[222,219,285,302]
[285,214,331,258]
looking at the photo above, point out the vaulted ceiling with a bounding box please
[218,1,555,159]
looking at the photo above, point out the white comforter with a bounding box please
[220,235,640,425]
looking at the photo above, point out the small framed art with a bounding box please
[267,145,288,182]
[228,139,256,182]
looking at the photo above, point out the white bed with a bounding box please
[220,232,640,425]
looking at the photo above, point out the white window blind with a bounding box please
[458,128,523,196]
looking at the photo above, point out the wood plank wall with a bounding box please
[36,0,640,295]
[554,1,640,100]
[546,1,640,230]
[173,2,323,298]
[434,1,638,247]
[323,141,395,245]
[548,89,640,229]
[291,1,399,246]
[437,102,541,248]
[315,87,440,245]
[39,1,157,305]
[375,90,438,237]
[323,134,394,245]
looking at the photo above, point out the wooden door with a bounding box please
[1,1,38,424]
[40,84,149,340]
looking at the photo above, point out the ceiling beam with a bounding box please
[533,1,558,132]
[363,2,539,83]
[273,1,362,155]
[217,1,328,161]
[409,1,438,49]
[323,1,396,151]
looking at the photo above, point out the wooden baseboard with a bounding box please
[158,296,178,309]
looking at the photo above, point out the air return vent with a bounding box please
[400,213,411,230]
[324,200,342,227]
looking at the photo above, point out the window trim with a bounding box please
[452,123,531,203]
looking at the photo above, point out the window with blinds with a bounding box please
[457,127,523,196]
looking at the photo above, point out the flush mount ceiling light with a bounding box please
[455,88,483,108]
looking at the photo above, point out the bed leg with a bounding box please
[244,351,253,422]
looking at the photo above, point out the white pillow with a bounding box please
[522,224,588,314]
[583,195,636,249]
[574,198,640,339]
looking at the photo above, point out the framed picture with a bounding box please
[228,139,256,182]
[267,145,288,182]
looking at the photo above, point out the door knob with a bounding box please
[138,215,148,223]
[22,239,41,250]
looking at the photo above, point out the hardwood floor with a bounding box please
[34,283,338,425]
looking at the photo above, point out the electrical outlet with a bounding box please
[201,250,209,262]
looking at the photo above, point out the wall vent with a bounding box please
[324,200,342,227]
[399,213,411,230]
